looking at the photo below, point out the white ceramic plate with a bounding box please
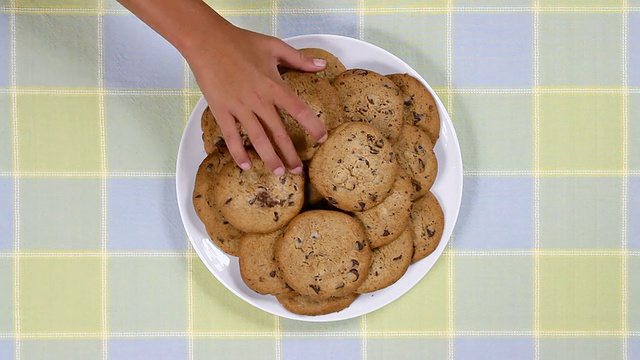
[176,34,463,322]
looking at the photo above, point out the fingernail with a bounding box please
[239,162,251,170]
[313,58,326,67]
[318,133,328,143]
[291,166,304,175]
[274,167,285,176]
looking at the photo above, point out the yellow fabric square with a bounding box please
[539,256,622,331]
[539,0,621,6]
[19,257,102,333]
[17,94,101,172]
[366,256,449,332]
[192,259,275,333]
[364,0,447,7]
[539,93,623,171]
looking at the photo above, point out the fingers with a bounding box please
[254,105,304,174]
[214,111,251,170]
[276,41,326,72]
[274,86,328,144]
[234,108,287,176]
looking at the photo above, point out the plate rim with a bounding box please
[176,33,463,322]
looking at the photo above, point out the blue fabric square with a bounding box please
[0,95,10,172]
[0,340,13,360]
[454,13,532,87]
[0,178,13,250]
[0,15,8,87]
[108,178,185,250]
[629,13,640,87]
[104,15,184,88]
[109,338,186,360]
[631,338,640,360]
[455,177,533,249]
[278,13,358,39]
[456,338,533,360]
[282,338,360,360]
[630,177,640,249]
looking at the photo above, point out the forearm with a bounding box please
[117,0,234,60]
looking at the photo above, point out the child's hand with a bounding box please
[187,26,328,175]
[117,0,328,175]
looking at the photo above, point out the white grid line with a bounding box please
[621,1,630,359]
[532,1,541,359]
[1,331,639,339]
[9,1,20,358]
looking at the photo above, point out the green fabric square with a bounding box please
[455,256,532,331]
[109,257,186,332]
[539,177,622,248]
[540,0,622,5]
[106,95,184,172]
[455,93,532,171]
[192,258,275,333]
[104,0,125,10]
[19,257,102,333]
[20,178,101,250]
[539,93,623,171]
[630,258,640,331]
[539,13,622,86]
[539,256,622,331]
[539,338,622,360]
[364,0,447,7]
[0,258,12,333]
[367,338,448,360]
[366,256,449,332]
[17,94,101,172]
[363,14,447,87]
[15,0,98,8]
[227,15,273,37]
[16,14,99,87]
[194,339,275,359]
[455,0,529,5]
[631,94,640,171]
[204,0,271,11]
[0,94,10,172]
[281,317,360,333]
[21,340,102,360]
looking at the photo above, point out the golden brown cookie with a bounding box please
[354,168,413,248]
[394,125,438,200]
[332,69,404,142]
[193,149,243,256]
[201,106,251,153]
[309,122,397,212]
[299,48,347,82]
[276,210,372,300]
[280,71,344,159]
[276,292,358,316]
[213,151,304,234]
[356,227,414,293]
[410,191,445,263]
[387,73,440,145]
[238,230,294,296]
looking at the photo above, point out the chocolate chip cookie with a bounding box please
[213,150,304,233]
[309,122,397,212]
[332,69,404,142]
[410,191,444,263]
[201,106,250,153]
[276,292,358,316]
[300,48,347,82]
[387,73,440,145]
[239,229,294,296]
[394,125,438,200]
[276,210,372,300]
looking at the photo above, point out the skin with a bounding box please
[117,0,328,175]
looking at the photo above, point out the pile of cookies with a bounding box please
[193,48,444,316]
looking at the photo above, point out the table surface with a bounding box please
[1,1,639,359]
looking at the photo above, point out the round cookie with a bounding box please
[354,168,413,248]
[193,149,243,256]
[280,71,344,160]
[201,106,250,153]
[394,125,438,200]
[276,292,359,316]
[356,227,414,294]
[299,48,347,82]
[309,122,397,212]
[332,69,404,142]
[276,210,372,300]
[213,151,305,234]
[387,73,440,145]
[410,191,445,263]
[238,230,294,296]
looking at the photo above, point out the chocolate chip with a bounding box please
[335,283,345,289]
[367,134,375,143]
[369,193,378,202]
[214,138,226,148]
[309,284,321,294]
[351,259,359,267]
[375,139,384,148]
[412,180,422,192]
[195,194,203,199]
[337,159,343,164]
[369,147,379,155]
[332,185,337,191]
[355,241,365,251]
[404,100,413,106]
[225,198,233,205]
[295,237,303,249]
[222,221,229,225]
[269,271,276,277]
[418,158,426,171]
[382,229,390,236]
[426,228,436,237]
[348,269,359,281]
[280,176,286,185]
[367,96,375,105]
[393,255,403,261]
[206,163,213,170]
[328,197,338,205]
[273,212,279,222]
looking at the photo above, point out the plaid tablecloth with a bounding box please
[1,0,639,359]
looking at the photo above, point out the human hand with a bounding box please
[186,25,328,176]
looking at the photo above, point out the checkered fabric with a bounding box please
[0,0,639,359]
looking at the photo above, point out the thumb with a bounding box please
[277,43,326,72]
